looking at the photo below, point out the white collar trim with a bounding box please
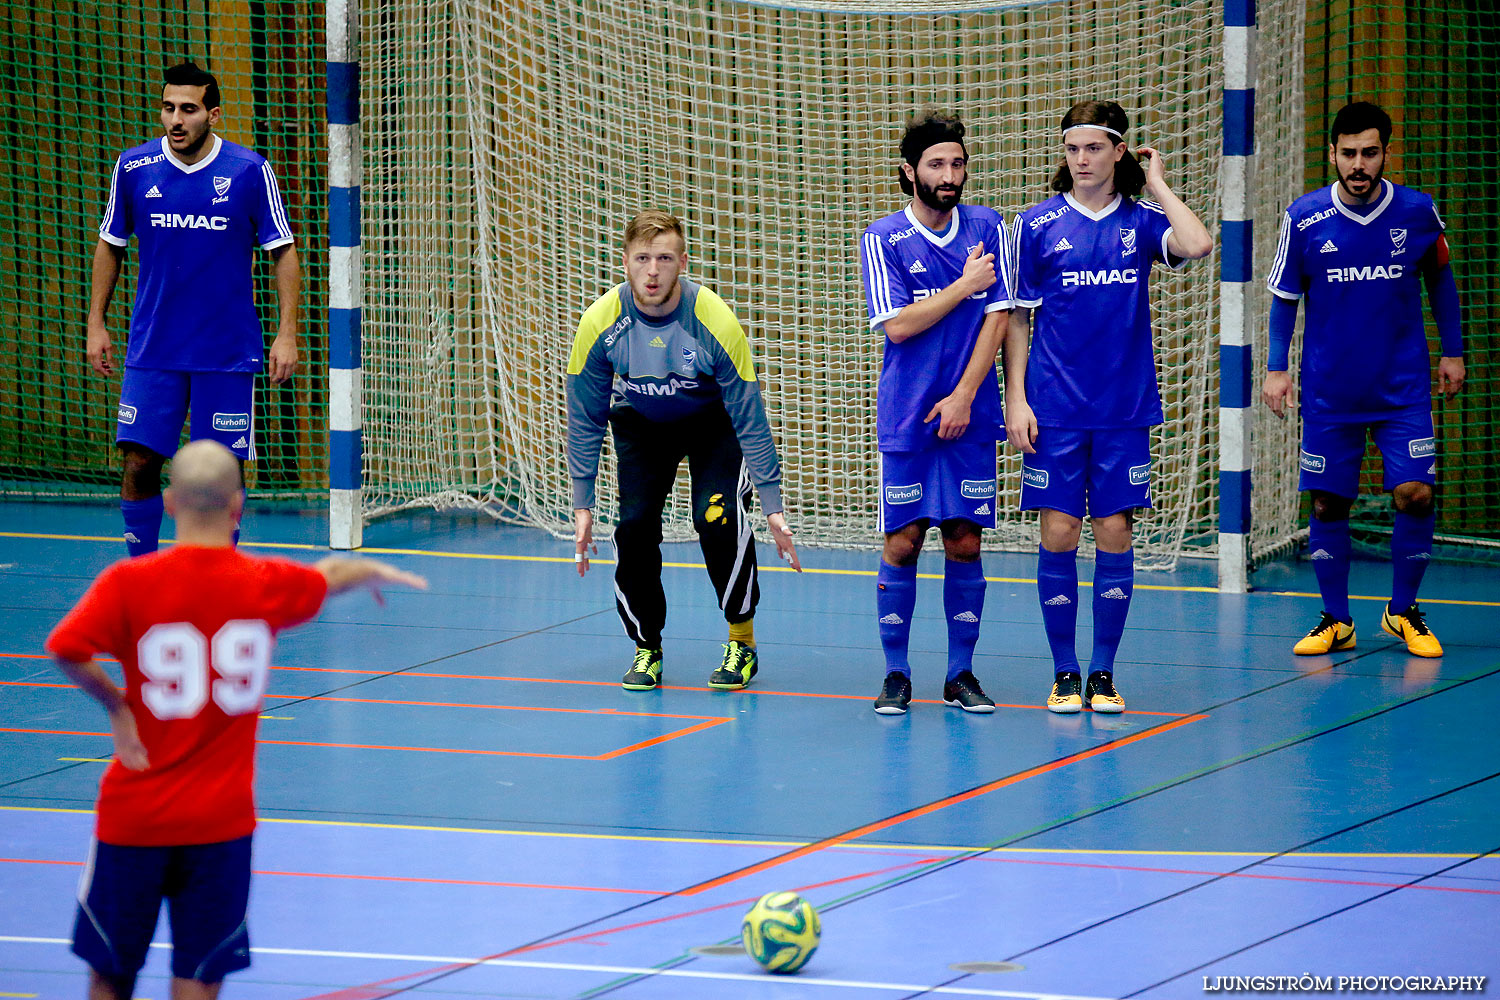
[1063,191,1123,221]
[162,134,222,174]
[905,204,962,248]
[1330,180,1393,225]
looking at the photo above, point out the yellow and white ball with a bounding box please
[741,891,821,973]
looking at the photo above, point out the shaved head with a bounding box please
[168,440,243,515]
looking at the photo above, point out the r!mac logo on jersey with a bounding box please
[1326,264,1403,282]
[212,412,250,433]
[149,213,230,230]
[1061,268,1139,287]
[960,479,995,500]
[885,483,922,504]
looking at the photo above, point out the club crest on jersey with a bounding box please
[213,412,250,433]
[885,483,922,505]
[1022,466,1048,489]
[1299,450,1326,473]
[214,176,231,197]
[117,404,138,425]
[1390,228,1407,256]
[680,347,696,373]
[1120,228,1137,256]
[1128,463,1150,486]
[960,479,995,500]
[1408,437,1435,459]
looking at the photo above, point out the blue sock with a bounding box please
[943,558,985,682]
[877,561,918,677]
[120,495,164,558]
[1037,545,1080,675]
[1389,511,1434,612]
[1089,548,1135,675]
[1307,517,1352,622]
[232,489,244,548]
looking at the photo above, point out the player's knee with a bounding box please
[939,523,982,562]
[1310,492,1351,522]
[119,446,165,499]
[1392,482,1434,517]
[694,492,734,532]
[882,532,922,567]
[1039,513,1083,551]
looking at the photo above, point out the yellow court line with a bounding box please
[0,806,1481,860]
[6,531,1498,605]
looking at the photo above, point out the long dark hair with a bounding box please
[1050,100,1144,199]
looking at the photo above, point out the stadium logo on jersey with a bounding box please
[145,185,162,199]
[887,226,918,246]
[123,152,166,172]
[603,314,632,347]
[213,412,250,433]
[1052,237,1074,252]
[116,404,137,425]
[1326,264,1403,282]
[885,483,922,505]
[1296,206,1337,231]
[908,259,928,274]
[1022,467,1048,489]
[1029,205,1071,230]
[952,611,980,623]
[1299,450,1326,473]
[1319,240,1338,253]
[960,479,995,500]
[149,213,230,231]
[1061,268,1139,287]
[1128,463,1150,486]
[680,347,696,373]
[1120,228,1137,256]
[1408,436,1436,459]
[1390,228,1408,256]
[624,374,699,397]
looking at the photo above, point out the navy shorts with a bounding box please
[879,437,998,533]
[1299,407,1437,498]
[116,367,257,460]
[73,835,253,983]
[1020,426,1153,519]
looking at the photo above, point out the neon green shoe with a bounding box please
[622,647,663,690]
[708,640,758,689]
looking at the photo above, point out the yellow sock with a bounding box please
[729,619,755,648]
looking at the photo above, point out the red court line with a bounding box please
[3,655,1195,717]
[678,713,1209,896]
[0,857,663,894]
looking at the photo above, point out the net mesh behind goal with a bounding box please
[360,0,1304,568]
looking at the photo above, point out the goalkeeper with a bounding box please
[567,210,801,691]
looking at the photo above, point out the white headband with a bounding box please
[1062,124,1124,141]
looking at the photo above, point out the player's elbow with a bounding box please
[1179,232,1214,260]
[881,317,916,343]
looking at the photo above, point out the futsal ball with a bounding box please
[741,891,821,973]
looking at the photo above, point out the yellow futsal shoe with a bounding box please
[1047,670,1083,714]
[1293,612,1357,655]
[1381,603,1443,658]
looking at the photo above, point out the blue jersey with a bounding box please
[99,135,294,373]
[860,204,1010,451]
[1267,181,1444,421]
[1010,193,1181,429]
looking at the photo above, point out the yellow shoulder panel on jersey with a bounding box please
[567,286,625,375]
[693,285,756,381]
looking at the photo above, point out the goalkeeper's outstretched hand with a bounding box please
[574,508,598,577]
[767,512,802,572]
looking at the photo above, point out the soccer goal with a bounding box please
[335,0,1307,583]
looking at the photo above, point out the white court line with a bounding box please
[0,936,1117,999]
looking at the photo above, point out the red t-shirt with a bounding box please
[46,546,327,846]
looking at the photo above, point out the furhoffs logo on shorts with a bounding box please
[885,483,922,505]
[1022,467,1049,489]
[212,412,251,433]
[1129,463,1151,486]
[1408,437,1436,459]
[116,404,137,424]
[1299,450,1326,473]
[960,479,995,500]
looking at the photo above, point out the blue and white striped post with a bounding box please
[1218,0,1256,593]
[327,0,362,549]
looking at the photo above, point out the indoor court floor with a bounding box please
[1,501,1497,999]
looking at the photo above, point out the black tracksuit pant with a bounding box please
[609,404,759,649]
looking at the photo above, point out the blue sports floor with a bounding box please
[1,501,1497,999]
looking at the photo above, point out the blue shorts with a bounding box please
[73,835,253,983]
[1299,407,1437,497]
[1020,427,1153,519]
[879,438,997,532]
[116,367,257,460]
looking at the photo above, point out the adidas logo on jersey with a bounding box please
[1052,237,1074,252]
[1043,595,1072,606]
[952,611,979,623]
[908,259,928,274]
[1319,239,1338,253]
[1310,548,1333,560]
[878,612,905,625]
[973,502,990,515]
[145,185,162,199]
[231,436,248,450]
[648,336,666,348]
[1099,587,1128,600]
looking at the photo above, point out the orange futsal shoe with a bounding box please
[1381,603,1443,658]
[1293,612,1356,655]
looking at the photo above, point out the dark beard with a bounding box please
[1336,164,1383,202]
[915,177,962,212]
